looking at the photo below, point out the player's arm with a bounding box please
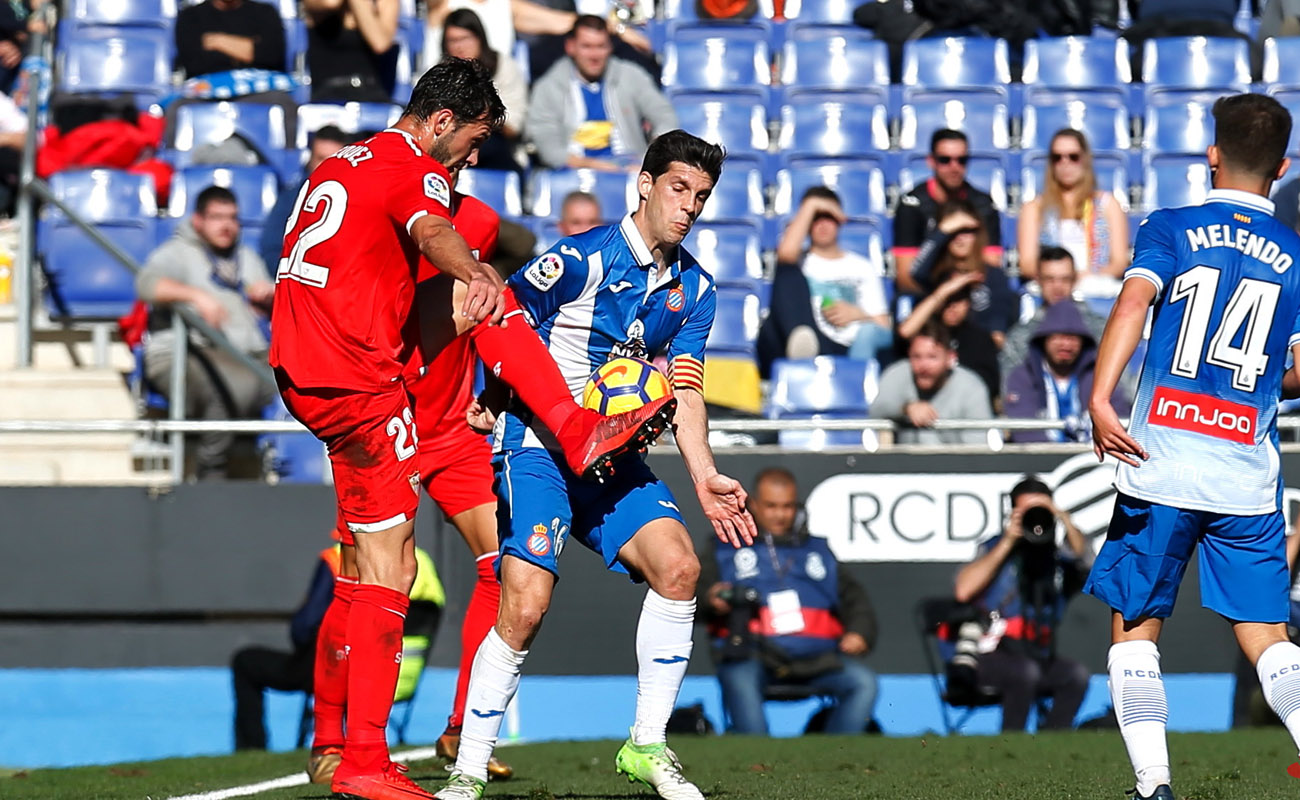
[409,214,504,324]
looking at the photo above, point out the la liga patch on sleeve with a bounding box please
[525,253,565,291]
[424,172,451,207]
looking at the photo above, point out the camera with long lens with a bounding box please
[718,585,762,662]
[1020,505,1057,548]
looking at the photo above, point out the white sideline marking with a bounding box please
[163,746,441,800]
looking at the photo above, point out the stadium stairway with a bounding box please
[0,301,159,485]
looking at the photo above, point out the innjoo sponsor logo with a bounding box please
[1148,385,1256,444]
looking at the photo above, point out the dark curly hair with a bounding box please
[404,57,506,129]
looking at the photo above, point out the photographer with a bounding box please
[952,475,1093,731]
[698,467,879,735]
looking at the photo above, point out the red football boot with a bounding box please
[555,396,677,482]
[332,760,433,800]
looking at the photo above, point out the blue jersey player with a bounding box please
[1087,94,1300,800]
[435,131,757,800]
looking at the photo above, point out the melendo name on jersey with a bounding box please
[1185,224,1294,271]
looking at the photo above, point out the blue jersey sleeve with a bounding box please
[1126,210,1179,297]
[507,239,592,326]
[666,275,716,393]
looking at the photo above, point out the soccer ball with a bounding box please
[582,357,672,415]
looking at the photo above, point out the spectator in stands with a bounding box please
[1125,0,1258,78]
[952,475,1092,732]
[137,186,277,480]
[232,536,443,750]
[1017,129,1130,289]
[870,320,993,444]
[1003,298,1130,443]
[893,129,1002,295]
[999,247,1107,379]
[260,125,350,273]
[699,467,878,735]
[0,90,26,214]
[304,0,399,102]
[757,187,892,372]
[905,200,1019,348]
[435,9,528,173]
[896,275,1000,403]
[526,15,676,172]
[556,190,602,236]
[175,0,288,78]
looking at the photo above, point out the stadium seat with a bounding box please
[1021,37,1132,107]
[57,27,172,103]
[777,97,890,160]
[706,287,763,357]
[170,101,291,155]
[897,97,1010,155]
[260,397,328,484]
[40,223,153,318]
[773,159,887,220]
[1142,97,1215,158]
[455,169,524,218]
[696,163,766,223]
[661,27,771,99]
[1264,37,1300,95]
[295,102,401,148]
[529,169,634,220]
[168,165,281,223]
[674,95,770,157]
[836,221,888,277]
[684,223,765,292]
[783,0,856,26]
[900,37,1011,102]
[1143,158,1212,212]
[1142,37,1251,99]
[899,160,1007,212]
[47,169,158,223]
[768,356,879,449]
[67,0,176,28]
[778,31,890,104]
[1020,98,1131,153]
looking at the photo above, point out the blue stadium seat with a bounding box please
[783,0,856,26]
[1021,37,1132,106]
[779,31,889,104]
[47,169,158,222]
[900,37,1011,101]
[777,97,889,160]
[899,159,1008,211]
[705,287,762,357]
[776,410,879,450]
[674,95,769,157]
[67,0,176,28]
[697,163,766,223]
[170,101,291,155]
[769,356,878,415]
[1142,97,1215,158]
[1143,157,1212,213]
[40,223,153,318]
[260,398,328,483]
[168,165,281,223]
[897,96,1010,155]
[295,102,401,148]
[456,169,524,218]
[684,223,764,292]
[57,27,172,103]
[1264,37,1300,95]
[1021,98,1131,152]
[1142,37,1251,99]
[837,220,888,273]
[773,159,887,220]
[661,27,771,99]
[529,169,633,220]
[285,18,307,74]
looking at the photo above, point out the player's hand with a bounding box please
[1090,399,1148,467]
[839,632,869,656]
[696,473,757,549]
[190,290,228,329]
[463,262,506,326]
[465,396,497,435]
[904,401,938,428]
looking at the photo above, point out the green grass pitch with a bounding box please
[4,731,1299,800]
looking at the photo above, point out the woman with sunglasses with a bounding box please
[906,199,1020,349]
[1017,128,1130,286]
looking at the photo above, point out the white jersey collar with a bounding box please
[1205,188,1275,216]
[619,213,682,291]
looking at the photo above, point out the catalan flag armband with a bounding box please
[668,355,705,394]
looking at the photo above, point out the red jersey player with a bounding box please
[274,60,673,800]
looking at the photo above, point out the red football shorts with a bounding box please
[280,382,422,540]
[419,427,495,520]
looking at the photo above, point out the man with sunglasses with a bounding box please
[894,129,1003,295]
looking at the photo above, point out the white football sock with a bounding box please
[631,589,695,746]
[455,629,527,782]
[1255,640,1300,756]
[1108,640,1171,797]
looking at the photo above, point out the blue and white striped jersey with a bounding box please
[495,215,717,452]
[1117,189,1300,514]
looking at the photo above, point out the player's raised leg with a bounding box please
[612,518,705,800]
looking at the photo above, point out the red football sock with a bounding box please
[468,289,586,436]
[312,576,356,749]
[448,552,502,733]
[341,583,409,771]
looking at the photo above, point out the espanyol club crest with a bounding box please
[666,286,685,312]
[805,552,827,581]
[527,524,551,556]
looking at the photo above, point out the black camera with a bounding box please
[718,585,762,662]
[718,585,761,606]
[1020,505,1057,548]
